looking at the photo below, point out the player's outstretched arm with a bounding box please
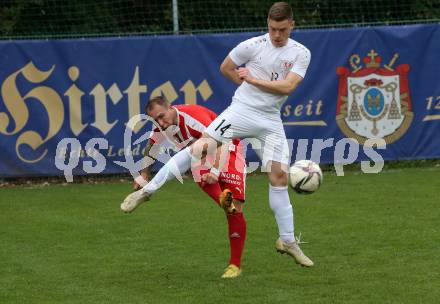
[239,69,303,96]
[133,142,155,190]
[201,143,230,185]
[220,56,244,86]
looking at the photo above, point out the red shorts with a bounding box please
[194,143,246,202]
[218,145,246,202]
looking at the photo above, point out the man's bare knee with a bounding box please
[267,161,288,187]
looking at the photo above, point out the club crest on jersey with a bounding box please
[336,49,413,145]
[281,60,294,77]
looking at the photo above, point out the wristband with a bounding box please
[210,167,220,177]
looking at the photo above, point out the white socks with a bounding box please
[143,147,192,195]
[269,184,295,243]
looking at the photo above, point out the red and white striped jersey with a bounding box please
[148,104,218,148]
[148,104,246,180]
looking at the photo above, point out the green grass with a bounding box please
[1,168,439,303]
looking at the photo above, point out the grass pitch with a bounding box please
[1,167,439,303]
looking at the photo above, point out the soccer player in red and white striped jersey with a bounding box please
[130,96,246,278]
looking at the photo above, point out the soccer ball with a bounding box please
[289,160,323,194]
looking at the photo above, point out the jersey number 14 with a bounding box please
[214,119,231,136]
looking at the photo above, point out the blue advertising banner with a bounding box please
[0,24,439,177]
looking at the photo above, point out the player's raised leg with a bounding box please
[121,146,194,213]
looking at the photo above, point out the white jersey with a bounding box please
[229,33,311,115]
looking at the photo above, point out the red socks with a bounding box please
[227,212,246,268]
[196,181,246,268]
[197,181,222,206]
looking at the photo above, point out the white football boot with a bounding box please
[120,188,151,213]
[275,238,314,267]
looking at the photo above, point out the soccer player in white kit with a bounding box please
[122,1,313,267]
[205,1,313,267]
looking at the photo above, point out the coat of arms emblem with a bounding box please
[336,50,413,145]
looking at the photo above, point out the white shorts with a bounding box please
[205,103,290,166]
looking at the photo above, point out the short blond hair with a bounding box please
[268,2,293,21]
[145,96,169,114]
